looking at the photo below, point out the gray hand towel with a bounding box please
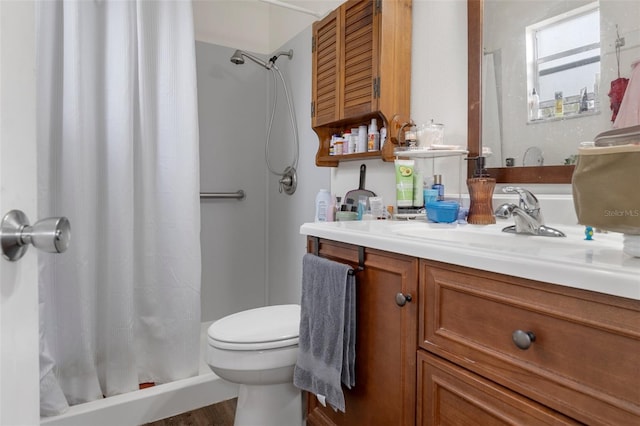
[293,253,356,413]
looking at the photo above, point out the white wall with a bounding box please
[193,1,272,54]
[192,0,342,54]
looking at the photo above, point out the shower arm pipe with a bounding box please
[240,51,272,69]
[258,0,324,18]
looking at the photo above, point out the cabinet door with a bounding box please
[340,0,379,120]
[307,239,418,426]
[418,352,580,425]
[312,10,340,127]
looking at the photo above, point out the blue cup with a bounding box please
[423,189,438,206]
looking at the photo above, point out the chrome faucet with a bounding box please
[494,187,565,237]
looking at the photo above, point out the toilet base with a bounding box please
[234,382,302,426]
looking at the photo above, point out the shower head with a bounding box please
[230,50,245,65]
[229,49,271,69]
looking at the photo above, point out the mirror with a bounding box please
[467,0,640,183]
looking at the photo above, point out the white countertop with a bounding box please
[300,219,640,301]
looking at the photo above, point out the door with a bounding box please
[0,1,40,424]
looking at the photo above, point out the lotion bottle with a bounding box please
[315,189,331,222]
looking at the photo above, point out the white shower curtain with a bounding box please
[36,0,201,416]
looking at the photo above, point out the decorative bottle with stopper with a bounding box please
[466,157,496,224]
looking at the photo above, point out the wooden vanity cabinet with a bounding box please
[302,237,639,425]
[418,260,640,425]
[311,0,412,166]
[306,237,418,426]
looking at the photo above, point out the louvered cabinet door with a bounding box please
[340,0,379,120]
[312,10,340,127]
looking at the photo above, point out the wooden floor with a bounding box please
[143,398,237,426]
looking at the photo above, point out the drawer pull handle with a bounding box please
[512,330,536,350]
[395,293,412,307]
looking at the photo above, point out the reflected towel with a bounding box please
[614,59,640,128]
[293,253,356,413]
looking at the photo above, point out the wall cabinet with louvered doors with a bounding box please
[311,0,412,167]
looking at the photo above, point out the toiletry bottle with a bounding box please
[350,128,359,154]
[555,91,564,117]
[334,137,343,155]
[395,160,415,207]
[432,175,444,201]
[327,195,336,222]
[315,189,331,222]
[342,131,351,154]
[466,157,496,224]
[358,125,368,152]
[413,166,424,208]
[357,195,368,220]
[580,87,589,112]
[529,88,539,120]
[368,118,380,151]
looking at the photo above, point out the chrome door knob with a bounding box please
[512,330,536,350]
[1,210,71,261]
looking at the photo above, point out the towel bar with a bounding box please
[311,236,364,274]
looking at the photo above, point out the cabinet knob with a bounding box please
[512,330,536,350]
[395,293,412,307]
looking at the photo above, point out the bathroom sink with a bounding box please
[390,222,624,258]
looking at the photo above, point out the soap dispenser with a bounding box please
[466,157,496,224]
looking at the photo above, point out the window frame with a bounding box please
[526,2,601,121]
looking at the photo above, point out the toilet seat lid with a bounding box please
[208,304,300,349]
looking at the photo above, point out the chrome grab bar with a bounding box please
[200,190,245,200]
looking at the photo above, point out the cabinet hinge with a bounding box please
[373,77,380,98]
[311,35,316,53]
[311,101,315,118]
[375,0,382,15]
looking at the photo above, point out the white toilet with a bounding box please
[206,304,302,426]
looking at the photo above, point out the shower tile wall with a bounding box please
[264,27,331,307]
[196,41,269,321]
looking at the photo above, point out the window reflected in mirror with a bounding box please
[526,2,601,122]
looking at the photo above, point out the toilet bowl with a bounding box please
[206,304,302,426]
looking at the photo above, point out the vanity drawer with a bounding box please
[418,351,580,425]
[419,260,640,425]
